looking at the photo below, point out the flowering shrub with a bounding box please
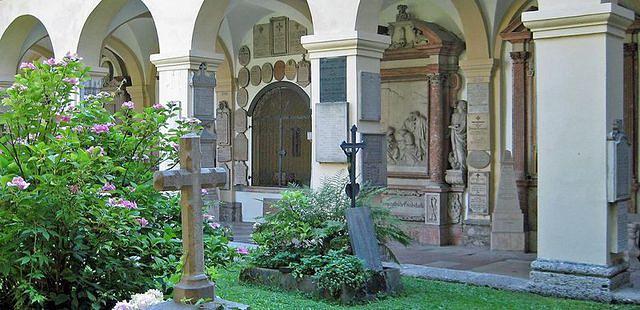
[0,56,237,308]
[113,289,165,310]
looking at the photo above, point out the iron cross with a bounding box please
[341,125,366,208]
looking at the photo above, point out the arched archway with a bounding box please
[250,82,311,187]
[0,15,51,81]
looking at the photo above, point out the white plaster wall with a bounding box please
[236,190,282,222]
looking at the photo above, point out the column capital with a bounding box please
[301,31,391,60]
[459,58,496,83]
[510,51,530,64]
[523,3,634,40]
[151,51,225,72]
[87,67,109,79]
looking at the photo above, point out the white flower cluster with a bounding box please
[112,289,164,310]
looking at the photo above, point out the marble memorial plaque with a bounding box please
[216,101,231,146]
[288,20,307,55]
[191,67,215,121]
[261,62,273,83]
[361,134,387,186]
[615,201,629,253]
[250,65,262,86]
[297,59,310,87]
[221,163,231,190]
[315,101,348,163]
[468,113,490,150]
[285,59,297,80]
[238,45,251,67]
[607,128,632,202]
[233,133,248,161]
[468,150,491,169]
[236,88,248,108]
[467,83,489,114]
[320,57,347,103]
[234,161,248,186]
[273,60,285,81]
[360,72,381,121]
[271,17,288,55]
[384,190,425,222]
[253,23,271,58]
[234,108,247,133]
[237,68,250,88]
[217,145,231,162]
[469,171,489,214]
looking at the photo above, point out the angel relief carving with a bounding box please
[387,111,428,166]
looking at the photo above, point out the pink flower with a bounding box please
[208,222,221,229]
[72,126,84,133]
[64,52,82,61]
[87,146,106,156]
[55,114,71,123]
[102,183,116,192]
[121,101,134,109]
[185,118,201,125]
[236,247,249,255]
[55,135,63,140]
[44,58,58,66]
[10,84,27,92]
[0,149,3,155]
[136,218,149,227]
[152,103,164,110]
[62,77,79,85]
[203,214,214,222]
[19,62,36,70]
[91,124,111,134]
[201,189,208,195]
[7,176,30,190]
[69,185,79,194]
[119,200,138,209]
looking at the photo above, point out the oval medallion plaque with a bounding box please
[468,150,491,169]
[236,87,248,108]
[285,59,297,80]
[250,65,262,86]
[261,62,273,83]
[238,46,251,67]
[273,60,285,81]
[237,67,250,88]
[297,59,311,87]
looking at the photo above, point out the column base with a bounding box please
[529,259,630,302]
[401,222,462,245]
[462,219,491,248]
[151,298,249,309]
[173,275,216,303]
[491,232,525,251]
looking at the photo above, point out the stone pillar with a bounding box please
[459,58,495,247]
[302,33,390,188]
[523,1,634,301]
[427,73,447,186]
[624,41,638,213]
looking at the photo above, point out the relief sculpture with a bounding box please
[387,111,428,166]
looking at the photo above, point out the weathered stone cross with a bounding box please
[153,133,227,303]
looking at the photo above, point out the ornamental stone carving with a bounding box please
[386,111,428,166]
[449,100,467,171]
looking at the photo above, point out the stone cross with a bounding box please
[153,133,227,303]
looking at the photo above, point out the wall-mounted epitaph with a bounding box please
[288,20,307,54]
[320,57,347,103]
[236,88,248,108]
[250,65,261,86]
[360,72,381,121]
[315,101,348,163]
[216,101,231,146]
[234,108,247,133]
[361,134,387,186]
[261,63,273,83]
[237,68,250,88]
[469,171,489,214]
[271,17,288,55]
[238,46,251,67]
[233,134,248,161]
[253,24,271,58]
[234,161,248,186]
[191,64,215,122]
[607,124,632,203]
[285,59,297,80]
[297,58,310,87]
[274,60,285,81]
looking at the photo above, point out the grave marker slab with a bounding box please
[288,20,307,55]
[315,101,348,163]
[320,57,347,103]
[361,133,387,186]
[360,72,381,121]
[253,23,271,58]
[271,16,288,55]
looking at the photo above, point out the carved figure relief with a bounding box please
[448,193,463,224]
[449,100,467,171]
[387,111,428,166]
[427,195,438,223]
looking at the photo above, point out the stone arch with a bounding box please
[451,0,490,60]
[104,36,150,107]
[248,81,309,117]
[192,0,231,57]
[0,15,52,78]
[308,0,383,35]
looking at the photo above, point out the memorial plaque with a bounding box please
[271,16,288,55]
[234,108,247,133]
[468,113,490,150]
[216,101,231,146]
[221,163,231,190]
[285,59,297,80]
[384,190,425,222]
[237,67,250,88]
[217,145,231,162]
[468,171,490,214]
[250,65,262,86]
[320,57,347,103]
[238,45,251,67]
[253,23,271,58]
[261,62,273,83]
[236,88,248,108]
[361,134,387,186]
[360,72,381,121]
[273,60,285,81]
[234,161,248,186]
[233,133,248,161]
[288,20,307,55]
[467,83,489,114]
[297,58,310,87]
[607,127,632,203]
[615,201,629,253]
[191,65,216,122]
[315,101,348,163]
[468,150,491,169]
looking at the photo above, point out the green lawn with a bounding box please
[214,268,639,310]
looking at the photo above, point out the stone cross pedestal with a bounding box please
[153,133,227,303]
[491,150,525,251]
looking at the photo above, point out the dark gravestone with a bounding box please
[360,72,381,121]
[361,133,387,186]
[346,207,383,271]
[320,57,347,103]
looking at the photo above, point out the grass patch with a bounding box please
[214,268,637,310]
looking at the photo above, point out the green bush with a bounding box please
[0,56,237,309]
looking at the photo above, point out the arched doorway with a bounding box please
[249,82,311,187]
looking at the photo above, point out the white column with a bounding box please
[523,1,633,301]
[302,32,390,188]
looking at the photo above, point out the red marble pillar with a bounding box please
[428,73,447,185]
[624,42,638,213]
[511,51,530,218]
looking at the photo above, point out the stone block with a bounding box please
[490,232,526,251]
